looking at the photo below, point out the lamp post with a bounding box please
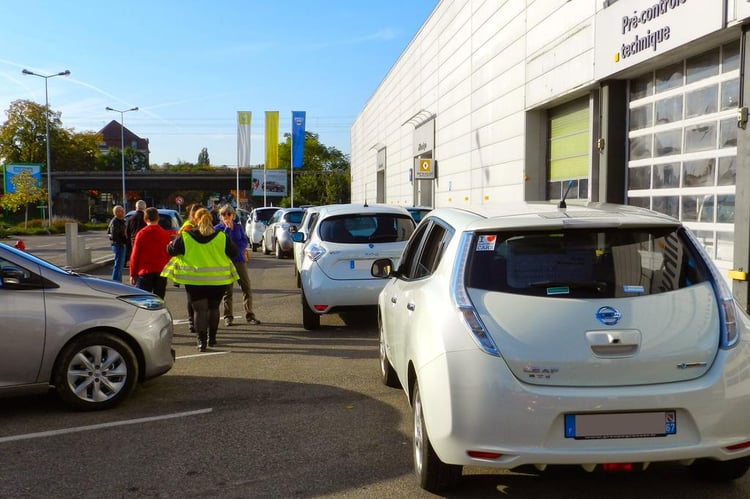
[105,106,138,210]
[21,69,71,227]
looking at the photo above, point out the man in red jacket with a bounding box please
[129,207,172,298]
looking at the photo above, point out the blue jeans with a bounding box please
[111,244,126,281]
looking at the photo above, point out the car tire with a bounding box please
[275,243,283,259]
[689,456,750,482]
[262,237,270,255]
[413,382,461,493]
[252,243,258,253]
[52,332,139,411]
[379,315,400,388]
[302,290,320,330]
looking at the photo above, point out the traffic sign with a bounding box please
[175,196,184,205]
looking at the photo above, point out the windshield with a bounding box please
[466,227,708,298]
[319,214,415,244]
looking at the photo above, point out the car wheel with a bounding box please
[52,332,139,411]
[262,237,270,255]
[379,315,400,388]
[302,290,320,330]
[689,456,750,482]
[252,243,258,253]
[413,382,461,493]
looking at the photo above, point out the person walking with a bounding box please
[129,207,172,299]
[161,207,239,351]
[215,204,261,326]
[126,199,148,264]
[108,205,128,282]
[180,203,202,334]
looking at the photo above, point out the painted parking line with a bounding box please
[0,408,213,444]
[177,351,230,360]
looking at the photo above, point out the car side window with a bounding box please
[0,257,45,290]
[398,222,431,279]
[413,224,450,279]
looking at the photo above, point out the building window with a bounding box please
[627,41,739,266]
[547,96,590,201]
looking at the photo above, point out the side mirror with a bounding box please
[291,232,304,243]
[371,258,394,278]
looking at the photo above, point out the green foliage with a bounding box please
[275,131,350,206]
[197,147,210,165]
[0,170,47,228]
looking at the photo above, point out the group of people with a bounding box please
[108,200,260,352]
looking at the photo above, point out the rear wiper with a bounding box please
[529,281,608,293]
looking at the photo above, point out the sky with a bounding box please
[0,0,439,167]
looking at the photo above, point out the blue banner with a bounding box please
[291,111,306,169]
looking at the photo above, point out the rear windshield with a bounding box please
[466,227,708,298]
[283,211,304,224]
[319,214,415,244]
[254,209,278,222]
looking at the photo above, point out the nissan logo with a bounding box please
[595,306,622,326]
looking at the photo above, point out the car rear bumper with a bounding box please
[416,340,750,468]
[302,274,385,313]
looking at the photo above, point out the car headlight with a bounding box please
[118,294,166,310]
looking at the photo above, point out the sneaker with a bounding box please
[247,317,261,325]
[224,318,234,327]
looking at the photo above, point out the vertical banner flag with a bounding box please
[237,111,252,167]
[291,111,306,169]
[265,111,279,169]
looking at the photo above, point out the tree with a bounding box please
[197,147,210,166]
[276,131,350,206]
[0,169,47,227]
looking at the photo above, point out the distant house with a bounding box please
[99,120,150,165]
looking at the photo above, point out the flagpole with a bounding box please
[290,134,294,208]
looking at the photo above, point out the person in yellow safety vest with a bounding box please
[162,207,239,351]
[177,203,204,333]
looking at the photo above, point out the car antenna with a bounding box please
[558,180,574,210]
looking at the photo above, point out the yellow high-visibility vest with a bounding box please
[161,232,239,285]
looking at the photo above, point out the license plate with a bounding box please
[564,411,676,439]
[350,259,373,270]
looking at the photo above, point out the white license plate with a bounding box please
[564,411,676,439]
[350,259,373,270]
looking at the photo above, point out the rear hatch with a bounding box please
[315,213,415,280]
[465,226,720,387]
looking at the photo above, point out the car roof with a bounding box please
[251,206,280,212]
[126,208,179,216]
[426,202,682,232]
[317,203,412,219]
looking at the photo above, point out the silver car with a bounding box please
[262,207,305,259]
[0,243,174,411]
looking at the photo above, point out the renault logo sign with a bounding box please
[414,158,435,179]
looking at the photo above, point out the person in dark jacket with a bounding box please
[126,199,148,263]
[129,207,172,298]
[162,208,238,351]
[108,205,128,282]
[214,204,261,326]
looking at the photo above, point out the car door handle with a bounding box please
[406,303,415,311]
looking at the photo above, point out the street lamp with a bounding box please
[105,106,138,210]
[21,68,71,227]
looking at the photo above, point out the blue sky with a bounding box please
[1,0,438,166]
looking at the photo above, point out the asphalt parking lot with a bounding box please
[2,232,750,498]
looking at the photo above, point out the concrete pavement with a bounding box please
[6,230,114,273]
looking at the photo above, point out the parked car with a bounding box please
[245,207,280,252]
[406,206,432,223]
[293,203,416,330]
[262,207,305,259]
[293,205,323,286]
[0,242,174,410]
[125,208,183,236]
[371,201,750,493]
[236,208,251,227]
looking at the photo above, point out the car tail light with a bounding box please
[683,229,739,349]
[726,441,750,451]
[451,232,500,356]
[601,463,633,472]
[467,450,502,460]
[305,243,326,262]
